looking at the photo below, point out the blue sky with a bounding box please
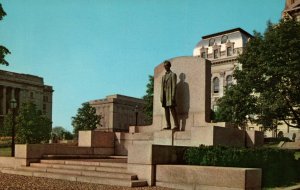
[0,0,284,132]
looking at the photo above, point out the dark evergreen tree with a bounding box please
[72,102,101,136]
[4,103,52,144]
[142,75,154,123]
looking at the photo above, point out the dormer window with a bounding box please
[226,41,235,57]
[214,49,219,59]
[201,52,206,58]
[221,35,228,44]
[227,47,233,56]
[200,46,208,59]
[209,38,215,46]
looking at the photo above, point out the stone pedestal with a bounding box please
[152,57,211,130]
[190,126,246,147]
[153,130,173,145]
[78,130,114,148]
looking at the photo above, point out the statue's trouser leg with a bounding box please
[170,107,179,128]
[165,107,171,128]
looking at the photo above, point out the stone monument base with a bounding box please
[128,125,263,148]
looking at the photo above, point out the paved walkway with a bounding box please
[0,173,172,190]
[272,184,300,190]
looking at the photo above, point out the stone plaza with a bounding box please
[1,1,300,189]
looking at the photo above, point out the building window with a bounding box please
[201,52,206,58]
[227,47,233,56]
[213,77,219,93]
[43,104,46,114]
[226,75,233,88]
[221,35,228,44]
[30,92,34,99]
[213,49,219,59]
[43,96,48,102]
[209,38,215,46]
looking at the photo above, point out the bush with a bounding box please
[184,145,300,187]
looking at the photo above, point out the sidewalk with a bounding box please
[0,172,172,190]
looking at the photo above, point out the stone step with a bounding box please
[30,163,128,173]
[19,166,137,180]
[42,155,108,159]
[1,169,147,187]
[42,155,128,160]
[40,159,128,168]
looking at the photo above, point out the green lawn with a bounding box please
[0,147,11,157]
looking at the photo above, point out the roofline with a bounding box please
[0,69,43,80]
[202,28,253,39]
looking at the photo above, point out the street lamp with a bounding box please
[10,98,17,157]
[134,105,138,127]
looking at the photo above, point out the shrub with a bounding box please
[184,146,300,187]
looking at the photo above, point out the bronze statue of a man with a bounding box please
[160,60,179,130]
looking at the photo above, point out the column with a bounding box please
[2,86,6,115]
[11,87,15,99]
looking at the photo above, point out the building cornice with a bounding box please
[202,28,253,39]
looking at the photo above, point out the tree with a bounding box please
[2,111,12,136]
[142,75,154,123]
[215,85,257,128]
[62,130,74,140]
[0,4,10,66]
[51,126,74,140]
[52,126,65,140]
[71,102,101,136]
[4,102,52,144]
[216,19,300,129]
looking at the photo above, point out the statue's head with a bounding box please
[163,60,171,71]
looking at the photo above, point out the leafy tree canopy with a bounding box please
[216,19,300,129]
[4,102,52,144]
[72,102,101,136]
[52,126,73,140]
[142,75,154,123]
[0,4,10,66]
[0,4,7,20]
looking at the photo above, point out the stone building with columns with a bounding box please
[0,69,53,128]
[282,0,300,21]
[89,94,149,132]
[193,28,252,111]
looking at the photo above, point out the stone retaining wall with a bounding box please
[156,165,261,190]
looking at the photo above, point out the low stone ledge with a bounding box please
[156,165,261,190]
[15,144,114,162]
[15,144,95,159]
